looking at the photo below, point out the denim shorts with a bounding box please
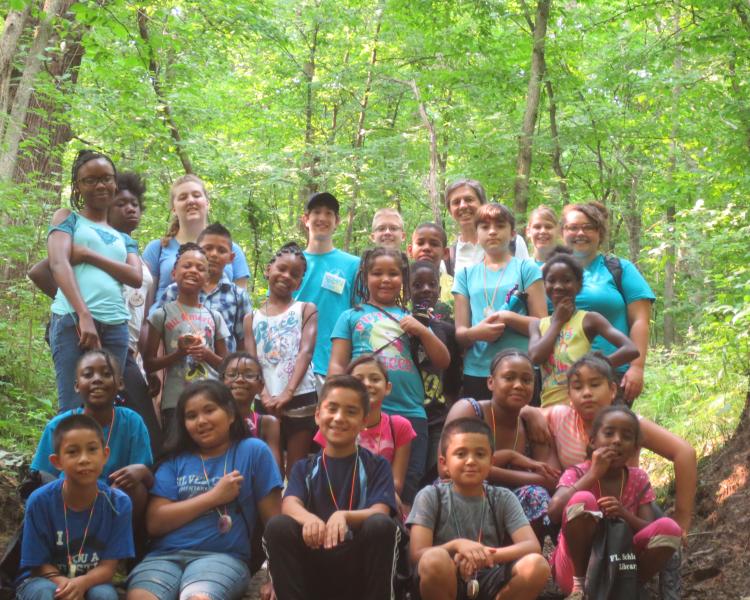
[127,550,250,600]
[16,577,118,600]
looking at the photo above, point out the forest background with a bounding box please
[0,0,748,519]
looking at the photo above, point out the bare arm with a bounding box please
[583,311,640,368]
[328,338,352,376]
[488,524,541,564]
[243,312,258,356]
[27,258,58,299]
[281,303,318,396]
[400,315,450,369]
[454,293,506,347]
[71,246,142,288]
[143,322,183,373]
[261,416,283,473]
[639,418,696,534]
[621,299,652,402]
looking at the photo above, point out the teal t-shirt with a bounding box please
[575,254,655,372]
[331,304,426,419]
[295,248,360,376]
[452,257,542,377]
[49,212,137,324]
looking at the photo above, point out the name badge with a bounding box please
[321,272,346,295]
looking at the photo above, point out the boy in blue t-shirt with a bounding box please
[264,375,399,600]
[16,414,134,600]
[294,192,360,381]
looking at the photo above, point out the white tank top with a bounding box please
[252,301,316,396]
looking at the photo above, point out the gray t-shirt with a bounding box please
[406,482,528,548]
[148,301,229,410]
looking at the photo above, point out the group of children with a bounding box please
[14,155,697,600]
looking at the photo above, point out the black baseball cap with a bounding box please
[305,192,340,215]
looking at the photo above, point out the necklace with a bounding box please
[199,449,233,534]
[596,468,626,500]
[450,484,487,599]
[482,259,509,317]
[490,404,521,453]
[62,483,98,578]
[321,447,359,511]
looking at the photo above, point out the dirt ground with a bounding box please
[2,402,748,599]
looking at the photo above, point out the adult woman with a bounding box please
[561,202,654,403]
[444,179,529,277]
[526,205,561,266]
[142,174,250,307]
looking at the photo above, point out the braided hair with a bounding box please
[267,241,307,276]
[352,247,410,309]
[173,242,206,268]
[70,149,117,211]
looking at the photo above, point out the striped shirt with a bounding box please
[546,405,588,469]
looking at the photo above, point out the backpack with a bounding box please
[583,517,638,600]
[602,254,626,304]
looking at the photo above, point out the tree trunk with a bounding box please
[664,5,681,348]
[545,78,569,204]
[513,0,551,222]
[0,3,34,142]
[343,5,383,251]
[624,168,642,264]
[299,22,320,202]
[0,0,67,182]
[136,8,193,175]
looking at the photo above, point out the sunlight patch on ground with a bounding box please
[715,463,748,505]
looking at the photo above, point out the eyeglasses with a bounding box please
[224,371,262,382]
[78,174,115,186]
[563,223,597,234]
[374,225,403,233]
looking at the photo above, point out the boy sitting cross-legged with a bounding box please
[16,414,134,600]
[264,375,400,600]
[407,418,550,600]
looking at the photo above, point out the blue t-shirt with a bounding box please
[452,257,542,377]
[18,479,133,583]
[143,237,250,311]
[575,254,655,372]
[284,447,396,522]
[332,304,425,419]
[148,438,282,560]
[31,407,153,481]
[294,248,360,376]
[49,212,138,324]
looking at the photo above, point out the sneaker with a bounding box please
[564,591,584,600]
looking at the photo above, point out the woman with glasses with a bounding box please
[561,202,654,404]
[45,150,143,412]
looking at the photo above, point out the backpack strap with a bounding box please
[603,254,627,305]
[432,483,443,535]
[466,397,483,420]
[484,484,505,547]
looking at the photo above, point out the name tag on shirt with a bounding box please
[321,272,346,295]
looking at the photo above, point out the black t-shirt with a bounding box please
[416,318,462,426]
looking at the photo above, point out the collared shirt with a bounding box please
[161,273,251,352]
[453,234,530,274]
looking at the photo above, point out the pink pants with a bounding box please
[551,491,682,594]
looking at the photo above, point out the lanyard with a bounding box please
[321,447,359,511]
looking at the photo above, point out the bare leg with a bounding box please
[496,553,550,600]
[126,590,158,600]
[565,512,598,578]
[285,429,314,477]
[637,546,677,584]
[418,547,458,600]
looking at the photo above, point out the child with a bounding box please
[408,260,462,484]
[126,380,282,600]
[371,207,406,250]
[407,417,550,600]
[31,350,153,520]
[295,192,359,382]
[408,223,454,318]
[328,247,450,502]
[453,203,547,400]
[219,352,282,469]
[245,242,318,474]
[528,248,639,408]
[444,351,559,540]
[314,355,415,514]
[547,406,682,598]
[143,242,229,434]
[46,150,142,412]
[526,206,561,266]
[264,375,399,600]
[546,353,697,538]
[16,414,134,600]
[160,223,251,352]
[28,171,163,455]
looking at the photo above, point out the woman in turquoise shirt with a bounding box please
[561,202,655,404]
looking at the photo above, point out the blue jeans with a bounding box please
[127,550,250,600]
[49,313,129,413]
[16,577,118,600]
[402,416,428,504]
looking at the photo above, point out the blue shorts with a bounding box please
[127,550,250,600]
[16,577,118,600]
